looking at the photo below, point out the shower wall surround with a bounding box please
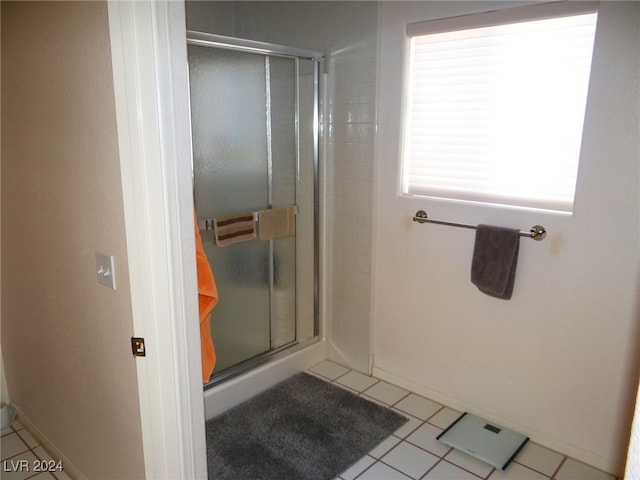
[186,1,379,373]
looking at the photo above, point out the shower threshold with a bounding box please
[205,337,320,389]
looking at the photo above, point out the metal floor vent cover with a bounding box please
[436,413,529,471]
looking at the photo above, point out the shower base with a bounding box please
[203,339,326,420]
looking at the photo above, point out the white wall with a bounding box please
[185,1,235,36]
[373,1,640,475]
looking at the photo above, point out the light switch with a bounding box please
[95,252,116,290]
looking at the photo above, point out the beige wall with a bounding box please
[1,2,145,478]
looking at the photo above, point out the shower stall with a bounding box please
[186,32,323,389]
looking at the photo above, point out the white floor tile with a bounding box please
[11,421,24,431]
[381,441,439,479]
[428,408,462,430]
[15,429,38,448]
[332,381,360,396]
[488,462,549,480]
[340,454,375,480]
[423,460,482,479]
[514,442,564,477]
[395,394,442,421]
[358,461,412,480]
[1,451,39,480]
[555,458,615,480]
[392,411,422,439]
[362,381,409,406]
[308,360,350,380]
[444,448,495,478]
[1,433,29,460]
[405,423,451,457]
[369,435,401,459]
[336,370,379,392]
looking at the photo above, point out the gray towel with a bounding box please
[471,224,520,300]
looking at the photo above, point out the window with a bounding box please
[402,2,598,213]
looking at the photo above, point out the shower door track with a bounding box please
[186,31,324,62]
[205,338,322,389]
[188,31,323,389]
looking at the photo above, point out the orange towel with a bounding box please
[194,212,219,383]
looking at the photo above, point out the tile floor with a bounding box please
[0,361,620,480]
[308,360,618,480]
[1,421,71,480]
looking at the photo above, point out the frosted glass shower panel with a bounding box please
[189,46,272,372]
[188,44,304,377]
[189,47,269,216]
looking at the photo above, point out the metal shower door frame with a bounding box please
[186,31,323,386]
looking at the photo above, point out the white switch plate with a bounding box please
[95,252,116,290]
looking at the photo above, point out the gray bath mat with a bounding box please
[205,372,408,480]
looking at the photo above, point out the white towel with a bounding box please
[258,206,296,240]
[213,212,256,247]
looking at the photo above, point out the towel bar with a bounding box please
[412,210,546,241]
[199,214,257,231]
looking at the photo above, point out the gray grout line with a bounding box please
[441,455,489,479]
[551,456,568,480]
[418,458,441,480]
[2,425,65,480]
[8,363,620,480]
[513,460,557,480]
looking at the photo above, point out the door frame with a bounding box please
[107,1,207,478]
[106,2,640,478]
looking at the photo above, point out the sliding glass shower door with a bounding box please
[188,36,319,381]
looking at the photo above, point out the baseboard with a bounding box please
[11,405,87,480]
[372,367,621,477]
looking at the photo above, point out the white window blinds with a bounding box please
[402,2,598,212]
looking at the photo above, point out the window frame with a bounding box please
[400,1,598,214]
